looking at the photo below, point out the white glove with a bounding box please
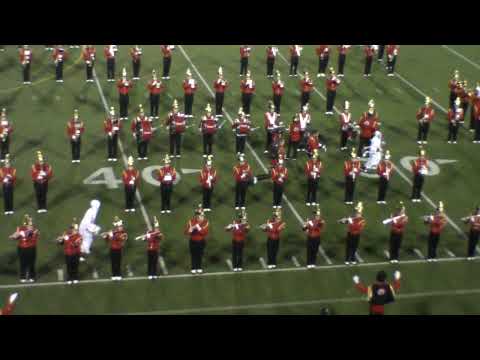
[353,275,360,284]
[394,271,401,280]
[9,293,18,304]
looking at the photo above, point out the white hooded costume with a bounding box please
[79,200,101,254]
[364,131,383,171]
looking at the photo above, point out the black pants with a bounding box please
[107,58,115,80]
[190,240,205,270]
[377,177,389,202]
[132,59,140,78]
[202,187,213,209]
[55,61,64,80]
[411,174,424,200]
[184,93,194,115]
[2,184,13,212]
[107,134,118,159]
[267,239,279,266]
[147,250,159,276]
[150,94,160,117]
[306,178,319,204]
[265,131,273,151]
[307,237,321,266]
[427,233,440,259]
[65,254,80,281]
[318,56,329,74]
[301,92,310,109]
[358,137,371,156]
[468,230,480,257]
[345,233,360,262]
[448,123,459,142]
[287,140,299,159]
[161,184,173,211]
[163,57,171,78]
[215,92,224,116]
[235,182,248,208]
[326,90,336,112]
[267,58,275,76]
[232,241,244,269]
[110,249,122,277]
[0,137,10,159]
[34,182,48,210]
[273,94,282,114]
[470,107,476,130]
[338,54,346,75]
[389,232,403,261]
[387,57,396,74]
[364,57,373,75]
[240,57,248,75]
[242,93,252,115]
[85,63,93,80]
[340,130,349,148]
[449,91,456,109]
[475,120,480,141]
[236,136,247,154]
[137,139,149,158]
[18,247,36,280]
[71,139,81,161]
[345,176,356,203]
[290,55,299,75]
[125,185,136,210]
[23,63,31,82]
[273,183,284,207]
[377,46,385,60]
[119,94,129,118]
[417,123,430,142]
[203,133,214,155]
[169,133,182,156]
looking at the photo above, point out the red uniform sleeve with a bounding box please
[355,283,369,295]
[1,302,15,315]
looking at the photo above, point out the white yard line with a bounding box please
[126,265,134,277]
[92,269,99,279]
[476,246,480,255]
[159,256,168,275]
[355,252,365,263]
[414,248,425,259]
[318,246,333,265]
[178,45,332,266]
[291,256,301,267]
[384,250,390,260]
[226,259,234,271]
[93,68,153,230]
[259,257,267,269]
[57,269,64,282]
[445,249,456,258]
[441,45,480,71]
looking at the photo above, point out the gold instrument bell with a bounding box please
[384,150,391,160]
[127,156,134,167]
[355,202,363,215]
[172,99,179,111]
[425,96,432,106]
[36,150,44,163]
[153,216,160,228]
[315,204,321,216]
[113,216,123,227]
[4,154,11,167]
[351,147,357,159]
[23,214,32,226]
[344,100,350,111]
[71,218,79,231]
[205,103,212,113]
[218,66,223,77]
[437,201,444,213]
[195,204,204,216]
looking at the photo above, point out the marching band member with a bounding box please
[448,70,461,109]
[147,70,165,119]
[240,70,256,116]
[376,150,394,204]
[264,102,281,153]
[0,293,19,316]
[52,45,68,83]
[82,45,96,82]
[461,205,480,260]
[303,204,326,268]
[469,82,480,133]
[447,97,464,144]
[104,45,118,82]
[363,45,376,77]
[136,216,164,279]
[56,218,82,284]
[31,151,53,213]
[460,80,470,120]
[411,147,429,202]
[298,104,311,151]
[304,149,323,206]
[19,45,32,84]
[0,108,13,161]
[358,99,380,155]
[422,202,447,262]
[386,45,399,76]
[129,45,142,80]
[363,130,384,172]
[344,148,361,205]
[473,85,480,143]
[131,105,154,160]
[240,45,251,76]
[0,154,16,215]
[339,101,354,150]
[214,67,228,117]
[289,45,303,77]
[185,205,210,274]
[287,114,302,160]
[117,67,133,120]
[272,70,284,114]
[325,67,341,115]
[66,109,85,163]
[102,216,128,280]
[200,104,218,157]
[260,208,286,269]
[79,199,101,261]
[300,71,314,110]
[122,156,140,213]
[165,99,186,158]
[271,157,288,209]
[339,202,366,265]
[271,137,286,167]
[382,201,408,263]
[9,214,39,283]
[104,106,122,162]
[199,155,218,212]
[160,45,175,79]
[233,154,253,210]
[232,107,251,156]
[316,45,330,77]
[183,68,197,118]
[157,154,177,214]
[225,209,250,272]
[306,130,326,158]
[266,45,278,78]
[416,96,435,144]
[377,45,385,62]
[337,45,350,77]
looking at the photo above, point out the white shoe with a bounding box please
[453,141,457,144]
[131,209,136,212]
[241,207,246,210]
[79,257,86,262]
[267,265,274,269]
[264,150,269,154]
[306,203,311,207]
[191,270,197,274]
[73,280,79,284]
[467,257,474,261]
[351,261,358,265]
[67,281,73,285]
[112,158,118,162]
[448,141,452,144]
[344,262,350,265]
[237,268,243,272]
[235,207,240,210]
[203,154,207,158]
[197,269,203,274]
[20,279,27,283]
[28,279,35,283]
[125,209,130,213]
[148,276,154,280]
[161,210,166,214]
[176,155,181,158]
[166,210,171,214]
[111,276,116,280]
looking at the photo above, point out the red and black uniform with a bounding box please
[130,46,142,79]
[287,119,302,159]
[240,46,251,76]
[469,91,480,131]
[226,220,250,269]
[266,46,277,77]
[411,157,428,201]
[214,77,229,116]
[447,106,464,143]
[358,112,379,155]
[271,164,288,207]
[386,45,398,74]
[345,216,366,263]
[157,165,177,212]
[425,215,447,259]
[58,230,82,282]
[465,215,480,258]
[289,45,302,76]
[355,278,400,315]
[185,217,209,271]
[388,214,408,261]
[144,229,163,277]
[377,160,394,202]
[122,167,140,211]
[117,78,133,119]
[131,116,153,159]
[67,119,85,161]
[300,77,314,109]
[272,78,285,114]
[305,158,323,205]
[233,162,253,209]
[0,164,16,213]
[316,45,330,75]
[52,46,68,81]
[15,225,39,281]
[232,115,251,155]
[326,74,341,113]
[473,95,480,142]
[200,114,218,156]
[344,159,361,203]
[199,165,218,210]
[337,45,349,76]
[82,46,96,81]
[161,45,174,79]
[19,47,33,83]
[262,217,286,266]
[165,111,186,157]
[377,45,386,61]
[364,46,375,76]
[0,118,13,160]
[105,228,127,277]
[448,78,460,109]
[147,78,165,118]
[339,110,352,149]
[303,217,326,266]
[183,77,197,116]
[240,77,256,115]
[31,161,53,211]
[104,115,122,160]
[104,45,117,81]
[0,300,16,315]
[306,133,323,157]
[416,105,435,143]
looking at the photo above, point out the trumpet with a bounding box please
[135,234,147,241]
[382,214,405,225]
[421,215,433,223]
[100,231,113,238]
[338,217,353,224]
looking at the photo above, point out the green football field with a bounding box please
[0,45,479,315]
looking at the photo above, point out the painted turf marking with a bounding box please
[355,252,365,263]
[291,256,301,267]
[158,256,168,275]
[445,249,456,258]
[57,269,64,282]
[414,248,425,259]
[259,257,267,269]
[92,269,99,279]
[384,250,390,259]
[226,259,234,271]
[441,45,480,71]
[126,264,134,277]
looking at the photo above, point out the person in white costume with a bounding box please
[79,199,101,261]
[363,131,384,171]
